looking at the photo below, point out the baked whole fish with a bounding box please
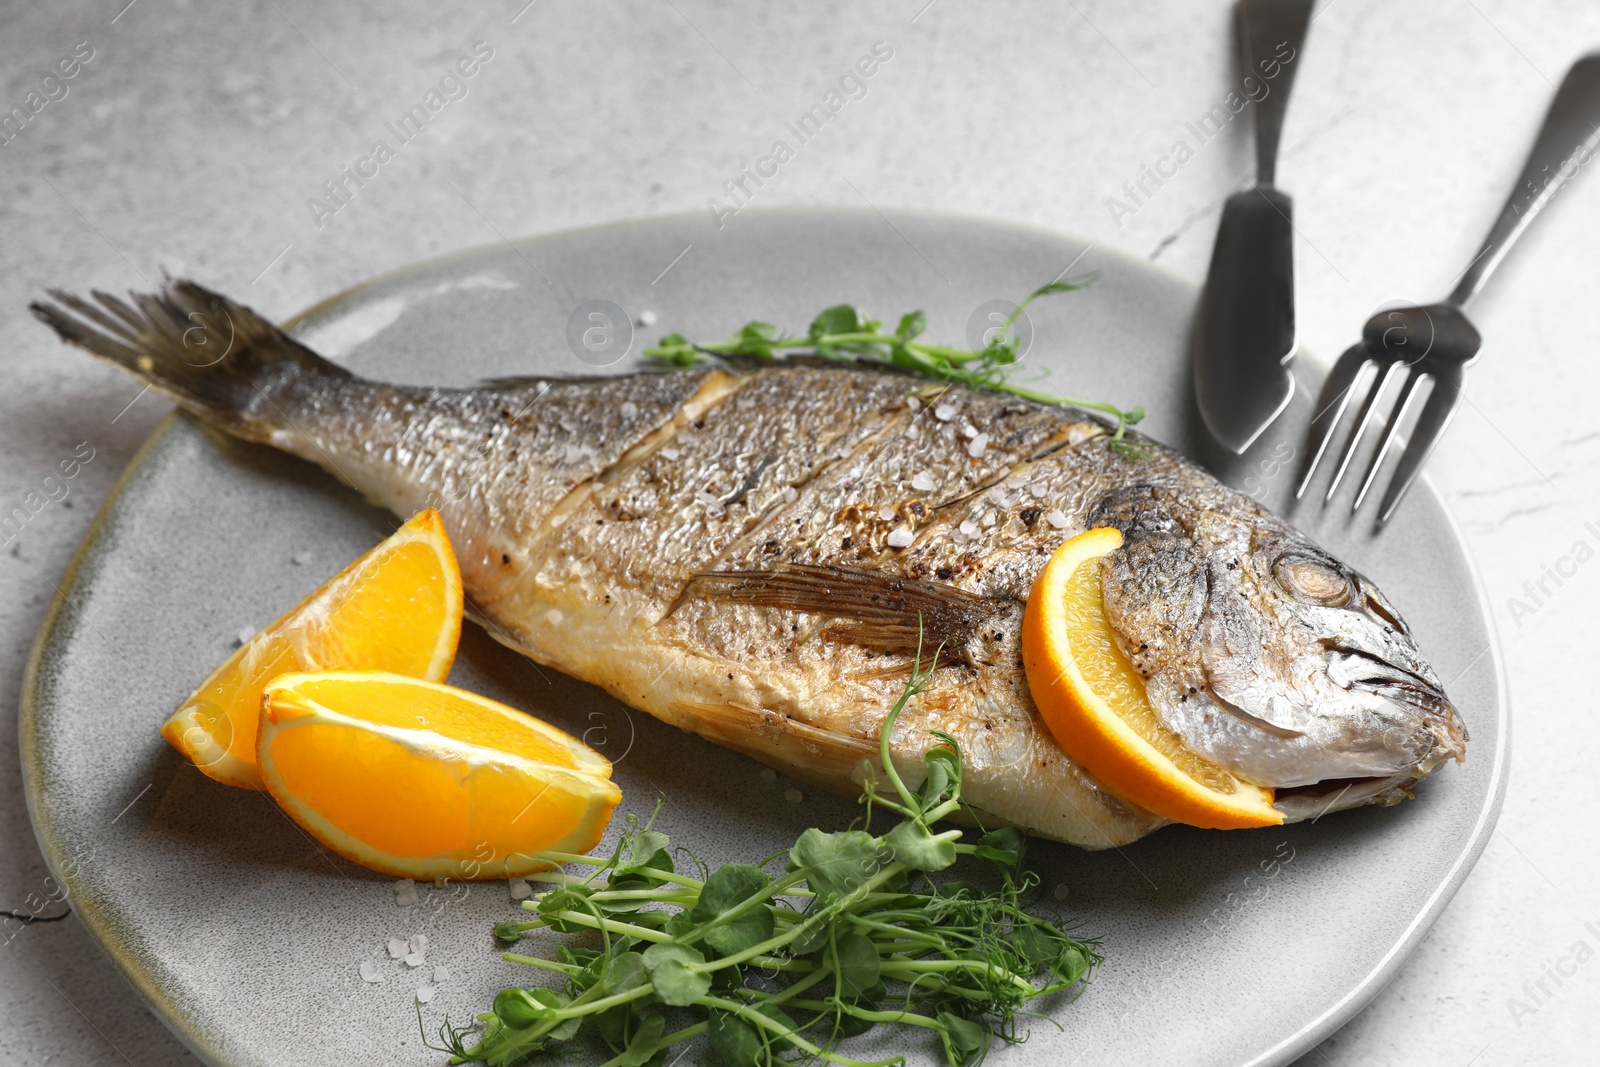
[33,281,1467,848]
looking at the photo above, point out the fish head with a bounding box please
[1090,484,1468,790]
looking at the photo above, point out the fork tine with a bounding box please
[1352,365,1425,512]
[1323,360,1398,502]
[1376,366,1465,523]
[1294,344,1372,499]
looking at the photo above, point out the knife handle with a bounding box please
[1238,0,1314,186]
[1448,54,1600,308]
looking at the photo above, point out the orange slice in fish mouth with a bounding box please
[1022,527,1283,830]
[257,671,621,880]
[158,509,463,790]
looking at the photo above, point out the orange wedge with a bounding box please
[257,671,621,880]
[1022,527,1282,829]
[159,509,462,790]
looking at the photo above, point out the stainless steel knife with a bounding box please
[1193,0,1314,455]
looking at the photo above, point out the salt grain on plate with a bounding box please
[1053,883,1069,902]
[508,877,532,902]
[911,471,935,492]
[404,953,426,968]
[760,768,778,783]
[906,395,921,411]
[433,965,451,982]
[783,788,803,804]
[409,933,428,955]
[1044,509,1069,529]
[637,309,658,327]
[387,938,408,959]
[234,628,255,647]
[966,433,989,459]
[933,402,957,422]
[886,529,914,549]
[416,984,436,1004]
[620,401,639,419]
[394,879,418,907]
[359,961,383,984]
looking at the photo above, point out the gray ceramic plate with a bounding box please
[21,210,1508,1067]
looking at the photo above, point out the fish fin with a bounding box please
[676,564,1002,663]
[31,279,352,441]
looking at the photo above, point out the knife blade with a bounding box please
[1193,0,1313,455]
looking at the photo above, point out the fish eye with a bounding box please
[1272,555,1353,607]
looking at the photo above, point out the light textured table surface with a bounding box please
[3,1,1597,1064]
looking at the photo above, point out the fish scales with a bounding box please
[268,370,727,611]
[469,364,1161,844]
[532,367,913,604]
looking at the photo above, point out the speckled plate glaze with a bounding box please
[21,210,1507,1067]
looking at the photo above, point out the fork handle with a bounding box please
[1239,0,1314,186]
[1449,54,1600,308]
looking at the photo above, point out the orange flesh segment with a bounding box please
[1022,527,1282,830]
[1057,542,1241,794]
[257,671,620,880]
[159,510,462,790]
[265,723,588,860]
[272,673,587,771]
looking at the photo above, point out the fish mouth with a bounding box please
[1325,645,1440,695]
[1265,649,1465,824]
[1271,774,1423,822]
[1325,645,1469,771]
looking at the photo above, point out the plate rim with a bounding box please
[18,207,1510,1067]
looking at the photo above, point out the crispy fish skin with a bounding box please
[33,282,1467,848]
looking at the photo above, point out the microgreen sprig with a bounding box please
[430,650,1099,1067]
[643,275,1146,448]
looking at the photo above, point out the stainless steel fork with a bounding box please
[1297,54,1600,522]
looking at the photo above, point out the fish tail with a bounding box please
[31,279,354,441]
